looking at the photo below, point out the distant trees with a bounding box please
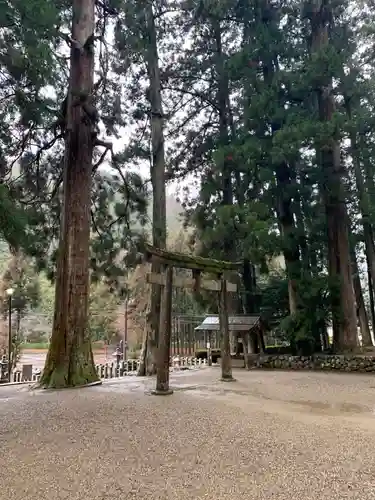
[3,0,375,369]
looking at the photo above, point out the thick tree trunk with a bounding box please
[137,286,156,376]
[213,19,238,327]
[309,4,357,352]
[152,266,173,395]
[242,259,260,353]
[213,20,233,238]
[40,0,98,388]
[361,156,375,308]
[363,159,375,331]
[350,243,372,346]
[272,163,300,315]
[321,330,330,351]
[366,251,375,332]
[219,278,235,381]
[364,230,375,312]
[293,170,310,273]
[278,176,299,315]
[138,2,167,376]
[352,253,372,347]
[345,96,375,335]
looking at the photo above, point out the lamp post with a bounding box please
[6,287,14,382]
[124,295,128,361]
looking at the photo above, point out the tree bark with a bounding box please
[212,20,240,320]
[138,2,167,376]
[137,283,156,376]
[219,278,234,381]
[344,94,375,336]
[277,173,299,316]
[293,169,310,273]
[366,251,375,332]
[40,0,98,388]
[214,20,233,239]
[152,266,173,395]
[351,249,372,347]
[242,259,260,353]
[309,3,358,352]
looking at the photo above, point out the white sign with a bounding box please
[206,342,211,349]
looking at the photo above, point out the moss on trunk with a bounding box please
[40,334,99,389]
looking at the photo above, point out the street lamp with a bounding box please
[123,294,128,361]
[6,287,14,382]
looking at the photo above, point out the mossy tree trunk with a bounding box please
[40,0,99,388]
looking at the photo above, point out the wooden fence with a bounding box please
[8,356,208,384]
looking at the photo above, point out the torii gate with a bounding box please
[143,244,241,395]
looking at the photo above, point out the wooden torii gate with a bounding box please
[144,244,242,396]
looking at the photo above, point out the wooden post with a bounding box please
[219,277,235,381]
[208,331,212,366]
[152,266,174,395]
[188,321,193,355]
[176,315,180,355]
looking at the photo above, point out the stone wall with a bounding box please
[248,354,375,372]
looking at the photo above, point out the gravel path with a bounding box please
[1,368,375,499]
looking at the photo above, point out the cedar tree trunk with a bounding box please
[138,2,167,376]
[40,0,98,388]
[309,2,358,351]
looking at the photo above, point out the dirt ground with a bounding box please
[18,349,110,369]
[1,368,375,499]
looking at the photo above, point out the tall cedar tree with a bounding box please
[40,0,99,388]
[306,0,358,351]
[115,0,168,375]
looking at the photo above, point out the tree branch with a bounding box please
[95,0,118,16]
[92,139,112,173]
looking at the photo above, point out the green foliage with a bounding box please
[29,277,121,345]
[88,284,120,344]
[37,273,55,323]
[259,273,290,325]
[1,259,41,320]
[0,185,28,251]
[279,276,331,355]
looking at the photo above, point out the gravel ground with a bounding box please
[1,368,375,499]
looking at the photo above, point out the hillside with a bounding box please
[130,193,184,237]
